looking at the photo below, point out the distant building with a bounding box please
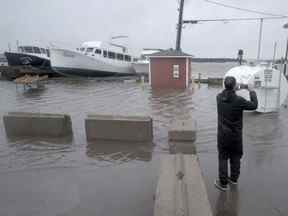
[149,49,192,89]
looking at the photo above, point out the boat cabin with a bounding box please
[18,46,50,57]
[0,53,8,66]
[77,41,133,62]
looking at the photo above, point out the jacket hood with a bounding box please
[221,89,236,102]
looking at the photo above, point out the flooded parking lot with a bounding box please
[0,66,288,215]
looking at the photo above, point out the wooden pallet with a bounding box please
[14,74,48,90]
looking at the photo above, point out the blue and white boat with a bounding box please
[4,46,50,69]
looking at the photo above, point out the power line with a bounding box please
[183,16,287,24]
[203,0,288,17]
[183,16,288,60]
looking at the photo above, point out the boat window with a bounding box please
[33,47,41,54]
[80,47,85,52]
[40,48,46,54]
[117,53,124,61]
[103,50,107,57]
[0,57,7,62]
[95,49,102,54]
[23,46,34,53]
[124,55,131,62]
[86,48,94,53]
[108,51,115,59]
[46,49,50,57]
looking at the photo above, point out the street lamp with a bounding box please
[283,23,288,77]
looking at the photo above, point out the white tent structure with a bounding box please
[224,65,288,113]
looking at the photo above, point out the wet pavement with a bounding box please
[0,69,288,215]
[198,110,288,216]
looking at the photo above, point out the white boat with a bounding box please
[132,49,163,74]
[50,41,136,77]
[224,64,288,113]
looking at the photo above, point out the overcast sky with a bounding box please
[0,0,288,59]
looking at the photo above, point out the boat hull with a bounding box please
[4,52,51,69]
[132,62,149,74]
[53,67,133,77]
[50,48,136,77]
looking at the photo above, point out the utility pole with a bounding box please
[176,0,185,51]
[272,42,277,63]
[283,23,288,77]
[16,40,19,52]
[283,37,288,76]
[257,18,263,61]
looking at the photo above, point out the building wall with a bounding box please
[150,58,189,89]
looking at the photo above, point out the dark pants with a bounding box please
[218,152,241,185]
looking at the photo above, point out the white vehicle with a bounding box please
[132,49,162,74]
[50,41,136,77]
[224,65,288,113]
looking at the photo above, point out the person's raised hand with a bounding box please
[247,83,254,92]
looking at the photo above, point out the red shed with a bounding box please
[149,49,192,89]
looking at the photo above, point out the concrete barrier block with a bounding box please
[154,155,177,216]
[154,154,212,216]
[85,114,153,142]
[183,155,213,216]
[168,120,197,142]
[3,112,72,138]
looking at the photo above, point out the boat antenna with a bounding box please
[110,35,129,53]
[49,42,56,48]
[143,48,164,51]
[111,35,128,40]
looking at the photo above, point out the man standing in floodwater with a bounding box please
[215,76,258,191]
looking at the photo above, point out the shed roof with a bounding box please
[149,49,193,58]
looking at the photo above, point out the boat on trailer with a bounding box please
[4,46,50,69]
[132,48,163,74]
[50,41,136,77]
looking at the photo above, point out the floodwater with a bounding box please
[0,63,288,216]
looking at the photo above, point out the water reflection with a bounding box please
[0,136,74,169]
[148,88,195,151]
[215,187,239,216]
[149,88,195,126]
[244,112,281,167]
[86,141,153,164]
[245,112,281,143]
[21,86,46,96]
[7,136,73,146]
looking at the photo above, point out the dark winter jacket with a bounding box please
[217,89,258,156]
